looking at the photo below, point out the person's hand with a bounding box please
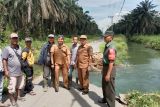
[88,65,92,71]
[105,74,110,82]
[4,70,9,78]
[51,64,54,68]
[73,64,76,69]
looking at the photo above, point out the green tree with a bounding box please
[108,0,160,36]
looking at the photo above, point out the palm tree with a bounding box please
[110,0,159,35]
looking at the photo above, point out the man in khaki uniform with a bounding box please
[76,35,93,95]
[51,35,70,92]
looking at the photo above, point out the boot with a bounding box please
[54,80,59,92]
[43,78,48,92]
[76,77,78,84]
[68,76,72,86]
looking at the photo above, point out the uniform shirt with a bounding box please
[70,43,79,65]
[38,42,53,65]
[50,44,70,65]
[103,41,116,65]
[22,47,34,67]
[0,49,3,72]
[77,43,93,69]
[2,45,22,77]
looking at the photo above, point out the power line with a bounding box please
[119,0,126,15]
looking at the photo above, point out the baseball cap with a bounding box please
[58,35,64,39]
[80,35,87,39]
[25,37,32,42]
[10,33,18,38]
[103,31,114,37]
[48,34,55,38]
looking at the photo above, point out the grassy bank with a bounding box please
[126,91,160,107]
[99,35,128,65]
[129,35,160,50]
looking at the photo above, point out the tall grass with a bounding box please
[129,35,160,50]
[99,35,128,65]
[126,91,160,107]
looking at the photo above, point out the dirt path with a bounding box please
[90,39,103,53]
[4,76,126,107]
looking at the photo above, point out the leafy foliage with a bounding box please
[108,0,160,36]
[0,0,102,38]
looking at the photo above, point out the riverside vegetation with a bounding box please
[129,35,160,50]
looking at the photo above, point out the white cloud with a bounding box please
[78,0,122,8]
[97,11,129,32]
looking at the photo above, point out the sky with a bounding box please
[78,0,160,32]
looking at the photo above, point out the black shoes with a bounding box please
[78,87,84,91]
[55,85,59,92]
[82,91,89,95]
[76,78,78,84]
[98,98,107,103]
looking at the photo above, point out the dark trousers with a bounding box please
[24,67,34,93]
[102,66,116,107]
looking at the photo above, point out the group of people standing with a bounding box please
[38,34,93,95]
[0,31,117,107]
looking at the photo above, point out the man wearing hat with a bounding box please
[2,33,25,106]
[50,35,71,92]
[38,34,55,92]
[22,37,36,95]
[76,35,93,95]
[98,31,116,107]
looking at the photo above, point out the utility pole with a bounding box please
[108,16,114,31]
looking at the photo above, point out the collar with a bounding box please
[81,43,88,48]
[72,43,78,47]
[106,41,113,48]
[58,44,66,48]
[10,44,19,49]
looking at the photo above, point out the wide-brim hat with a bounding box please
[80,35,87,39]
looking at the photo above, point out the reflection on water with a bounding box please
[88,43,160,93]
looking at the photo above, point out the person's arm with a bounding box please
[2,48,9,78]
[50,45,55,68]
[105,48,116,82]
[67,47,71,65]
[38,44,45,65]
[88,46,93,65]
[3,59,9,78]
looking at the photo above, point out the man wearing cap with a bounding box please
[2,33,25,106]
[38,34,55,92]
[50,35,70,92]
[76,35,93,95]
[98,31,116,107]
[22,37,36,95]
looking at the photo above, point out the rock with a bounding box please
[90,52,103,72]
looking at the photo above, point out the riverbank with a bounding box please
[129,35,160,50]
[126,91,160,107]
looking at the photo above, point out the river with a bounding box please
[88,42,160,94]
